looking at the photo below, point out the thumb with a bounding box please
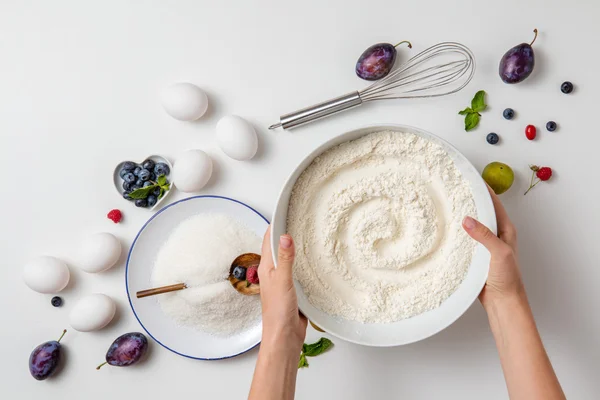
[277,234,295,279]
[462,216,504,254]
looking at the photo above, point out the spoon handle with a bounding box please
[136,283,186,298]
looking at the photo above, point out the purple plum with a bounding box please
[97,332,148,370]
[356,40,411,81]
[29,329,66,381]
[499,29,538,84]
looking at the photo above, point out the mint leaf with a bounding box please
[471,90,487,112]
[465,112,481,131]
[458,90,486,131]
[129,185,156,199]
[157,174,167,186]
[298,353,309,369]
[158,187,165,200]
[302,337,333,357]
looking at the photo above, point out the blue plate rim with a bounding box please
[125,195,269,361]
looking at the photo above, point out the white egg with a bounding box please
[216,115,258,161]
[172,150,213,192]
[162,83,208,121]
[78,233,122,273]
[69,293,116,332]
[23,256,70,294]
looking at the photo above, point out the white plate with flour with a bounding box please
[126,195,268,360]
[271,124,496,347]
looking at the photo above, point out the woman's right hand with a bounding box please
[462,186,525,308]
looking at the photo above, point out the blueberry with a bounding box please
[503,108,515,120]
[152,187,161,196]
[546,121,557,132]
[232,266,246,280]
[146,195,157,207]
[130,184,142,192]
[122,181,133,191]
[561,81,573,94]
[51,296,62,307]
[135,179,143,187]
[123,191,133,201]
[154,163,170,177]
[133,167,142,177]
[142,159,155,171]
[123,172,136,183]
[143,181,153,188]
[119,168,129,179]
[135,198,148,208]
[122,161,137,172]
[139,169,151,181]
[486,133,499,145]
[149,173,156,182]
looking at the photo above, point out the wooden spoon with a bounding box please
[136,253,261,299]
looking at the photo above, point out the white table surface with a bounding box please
[1,1,598,399]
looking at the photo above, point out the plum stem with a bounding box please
[530,29,538,46]
[57,329,67,343]
[393,40,412,49]
[96,362,108,370]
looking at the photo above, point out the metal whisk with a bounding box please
[268,42,475,130]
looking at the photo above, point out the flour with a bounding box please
[152,213,262,336]
[287,130,477,323]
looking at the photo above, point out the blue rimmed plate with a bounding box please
[126,195,268,360]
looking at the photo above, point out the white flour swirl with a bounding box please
[287,130,477,323]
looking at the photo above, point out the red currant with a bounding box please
[525,125,536,140]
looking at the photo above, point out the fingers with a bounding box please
[259,226,275,274]
[463,216,506,255]
[486,186,518,247]
[276,234,295,280]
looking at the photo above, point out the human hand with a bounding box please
[462,186,525,308]
[258,226,307,353]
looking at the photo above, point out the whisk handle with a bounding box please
[269,91,362,130]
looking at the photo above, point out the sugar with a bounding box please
[151,213,262,336]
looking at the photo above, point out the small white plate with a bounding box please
[271,124,496,347]
[113,155,174,210]
[126,195,268,360]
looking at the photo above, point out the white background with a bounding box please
[1,1,598,399]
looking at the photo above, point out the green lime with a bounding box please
[482,162,514,194]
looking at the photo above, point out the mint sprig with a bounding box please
[298,337,333,369]
[458,90,487,131]
[129,174,171,200]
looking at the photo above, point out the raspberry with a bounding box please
[536,167,552,181]
[246,265,259,284]
[525,165,553,195]
[107,209,122,223]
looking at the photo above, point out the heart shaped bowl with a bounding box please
[113,155,175,210]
